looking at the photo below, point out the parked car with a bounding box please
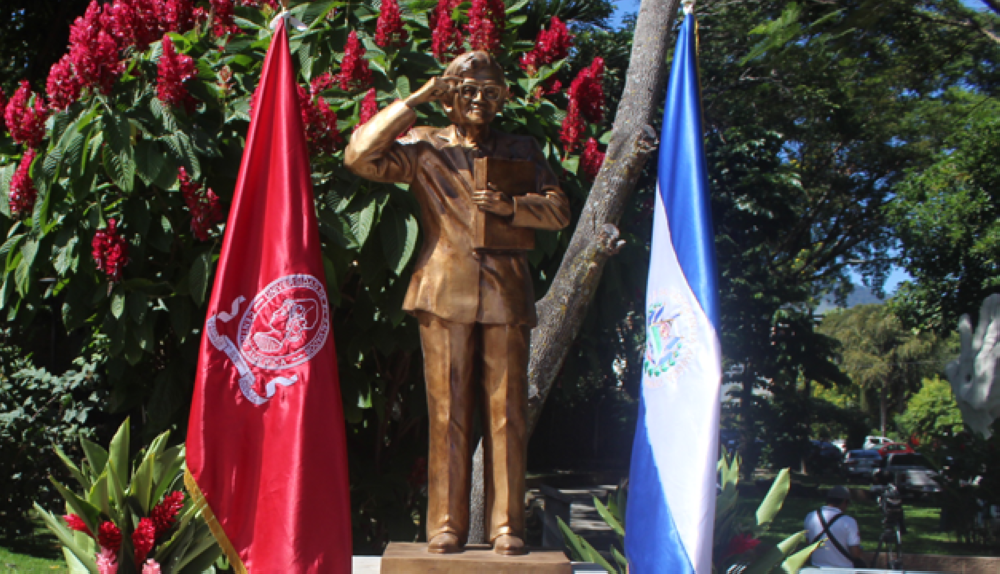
[806,440,844,474]
[843,449,882,481]
[877,442,915,457]
[863,435,893,450]
[877,452,942,497]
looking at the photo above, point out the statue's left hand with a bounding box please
[472,189,514,216]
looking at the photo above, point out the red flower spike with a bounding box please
[337,31,373,91]
[431,0,463,62]
[46,55,82,111]
[239,0,280,8]
[375,0,408,48]
[98,521,123,553]
[560,100,585,152]
[150,491,185,537]
[105,0,140,51]
[581,138,605,180]
[722,533,761,560]
[310,72,333,98]
[63,513,92,536]
[356,88,379,131]
[4,81,48,149]
[211,0,240,38]
[568,58,605,124]
[157,35,197,110]
[68,2,123,95]
[92,219,130,283]
[178,167,223,240]
[132,517,156,566]
[466,0,505,53]
[520,17,573,75]
[159,0,198,34]
[9,149,38,216]
[297,86,343,155]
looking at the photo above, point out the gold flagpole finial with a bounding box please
[682,0,695,14]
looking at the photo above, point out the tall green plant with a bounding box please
[34,419,221,574]
[556,455,820,574]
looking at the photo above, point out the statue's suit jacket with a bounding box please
[344,100,570,326]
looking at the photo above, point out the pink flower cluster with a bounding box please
[157,36,197,110]
[92,219,129,283]
[132,517,156,566]
[178,167,223,241]
[520,17,573,75]
[431,0,464,62]
[337,31,373,91]
[141,559,162,574]
[466,0,505,53]
[45,0,205,111]
[581,138,605,180]
[356,88,379,131]
[97,547,118,574]
[9,150,38,216]
[560,58,605,152]
[375,0,408,48]
[4,81,48,148]
[298,85,343,155]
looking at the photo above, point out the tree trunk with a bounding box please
[468,0,681,543]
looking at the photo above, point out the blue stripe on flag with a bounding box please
[657,13,718,328]
[625,401,695,574]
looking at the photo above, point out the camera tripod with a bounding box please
[871,523,903,570]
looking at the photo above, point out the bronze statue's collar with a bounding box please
[436,124,498,155]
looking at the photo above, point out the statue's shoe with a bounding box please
[493,534,526,556]
[427,533,462,554]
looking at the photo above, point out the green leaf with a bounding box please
[593,496,624,537]
[135,139,167,187]
[102,144,136,193]
[756,468,790,527]
[49,478,102,532]
[79,438,109,479]
[111,289,126,319]
[15,237,38,296]
[0,163,15,218]
[557,516,617,572]
[54,446,90,491]
[782,538,822,574]
[380,208,419,276]
[107,419,130,490]
[189,252,212,306]
[33,504,98,573]
[127,291,148,323]
[347,193,381,248]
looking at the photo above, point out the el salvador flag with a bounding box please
[624,6,721,574]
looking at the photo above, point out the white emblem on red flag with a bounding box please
[206,274,330,405]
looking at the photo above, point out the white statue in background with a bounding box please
[945,294,1000,438]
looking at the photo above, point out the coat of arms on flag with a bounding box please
[643,291,697,384]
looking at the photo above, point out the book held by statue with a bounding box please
[473,157,536,251]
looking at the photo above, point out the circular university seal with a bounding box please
[238,274,330,370]
[643,291,698,387]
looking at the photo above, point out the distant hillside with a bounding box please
[816,285,884,314]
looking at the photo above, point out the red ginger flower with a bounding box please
[63,514,92,535]
[466,0,505,53]
[92,219,129,282]
[356,88,379,131]
[9,150,38,216]
[178,167,223,241]
[337,31,373,91]
[98,521,123,552]
[521,17,573,75]
[431,0,463,62]
[132,517,156,566]
[158,0,198,34]
[68,2,123,95]
[47,55,83,111]
[375,0,408,48]
[5,81,48,149]
[150,491,185,537]
[211,0,240,38]
[568,58,605,123]
[157,35,197,109]
[722,533,761,560]
[581,137,605,180]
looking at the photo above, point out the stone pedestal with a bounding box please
[380,543,573,574]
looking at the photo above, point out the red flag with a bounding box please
[185,19,351,573]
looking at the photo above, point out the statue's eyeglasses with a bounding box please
[444,78,505,102]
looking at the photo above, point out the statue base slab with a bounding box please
[380,542,572,574]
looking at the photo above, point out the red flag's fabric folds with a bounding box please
[185,20,351,573]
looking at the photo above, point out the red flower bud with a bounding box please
[337,31,373,91]
[520,17,573,75]
[132,517,156,566]
[150,491,185,537]
[355,88,379,131]
[375,0,408,48]
[581,137,605,180]
[157,35,197,110]
[211,0,240,38]
[466,0,505,53]
[92,219,130,283]
[178,167,223,241]
[9,149,38,216]
[431,0,463,62]
[63,514,92,536]
[4,81,48,149]
[98,521,123,552]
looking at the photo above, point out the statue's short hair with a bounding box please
[442,51,505,85]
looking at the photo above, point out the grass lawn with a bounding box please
[743,472,998,558]
[0,524,67,574]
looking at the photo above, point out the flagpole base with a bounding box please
[380,542,572,574]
